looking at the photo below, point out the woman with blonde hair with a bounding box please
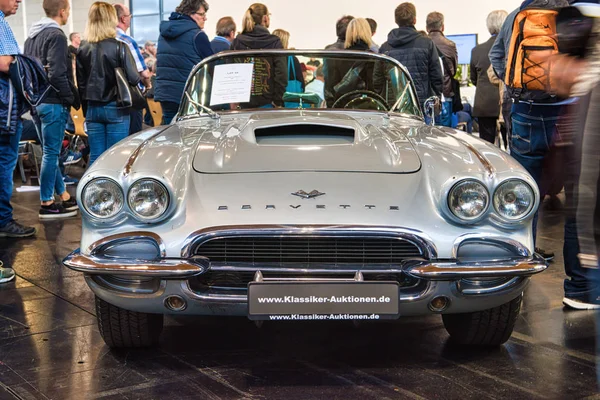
[76,1,140,165]
[325,18,375,108]
[230,3,286,108]
[344,17,373,51]
[273,28,305,95]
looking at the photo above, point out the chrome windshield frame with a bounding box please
[176,49,422,121]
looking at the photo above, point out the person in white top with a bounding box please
[305,64,325,104]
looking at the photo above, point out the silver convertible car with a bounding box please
[64,50,547,348]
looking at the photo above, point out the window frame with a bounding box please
[130,0,177,42]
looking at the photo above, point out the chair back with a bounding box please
[71,107,86,136]
[147,99,163,127]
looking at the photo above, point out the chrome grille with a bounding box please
[193,236,423,266]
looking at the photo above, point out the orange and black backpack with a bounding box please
[505,0,569,102]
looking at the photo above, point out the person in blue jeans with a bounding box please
[488,0,565,260]
[0,0,36,285]
[76,2,140,166]
[85,104,130,165]
[24,0,78,219]
[509,102,563,243]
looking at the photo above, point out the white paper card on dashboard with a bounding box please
[209,63,254,106]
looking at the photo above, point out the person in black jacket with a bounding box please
[325,18,375,108]
[379,2,443,110]
[230,3,287,108]
[24,0,79,220]
[325,15,354,50]
[76,1,140,166]
[470,10,508,144]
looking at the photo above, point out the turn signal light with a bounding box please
[164,295,187,312]
[429,296,450,312]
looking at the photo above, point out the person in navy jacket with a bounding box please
[210,16,236,54]
[155,0,213,124]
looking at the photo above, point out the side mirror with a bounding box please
[424,96,441,126]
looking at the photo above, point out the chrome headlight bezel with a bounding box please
[447,179,490,223]
[127,178,171,223]
[81,178,125,220]
[493,179,536,223]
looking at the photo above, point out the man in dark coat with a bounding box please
[155,0,213,124]
[379,3,443,109]
[470,10,508,144]
[325,15,354,50]
[426,11,457,126]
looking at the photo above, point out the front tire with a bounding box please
[95,296,164,348]
[442,295,522,346]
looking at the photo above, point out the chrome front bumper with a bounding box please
[63,228,546,316]
[63,250,208,278]
[63,249,547,280]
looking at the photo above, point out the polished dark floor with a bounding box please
[0,184,598,399]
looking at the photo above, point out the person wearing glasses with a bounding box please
[114,4,152,135]
[155,0,213,124]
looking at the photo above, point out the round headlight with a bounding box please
[493,180,535,221]
[128,179,170,221]
[82,178,124,219]
[448,180,489,221]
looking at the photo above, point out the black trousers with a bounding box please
[129,109,143,135]
[477,117,498,145]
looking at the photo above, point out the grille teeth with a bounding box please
[194,237,423,266]
[193,272,420,290]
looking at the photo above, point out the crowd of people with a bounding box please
[0,0,598,310]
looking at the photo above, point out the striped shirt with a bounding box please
[0,10,20,56]
[116,28,147,73]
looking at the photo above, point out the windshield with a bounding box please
[179,50,421,118]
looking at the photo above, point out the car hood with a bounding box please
[192,111,422,174]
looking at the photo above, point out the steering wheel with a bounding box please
[332,90,389,111]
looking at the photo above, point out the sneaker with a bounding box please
[535,247,555,262]
[0,262,15,284]
[61,197,78,211]
[63,175,79,186]
[0,220,36,238]
[63,150,82,166]
[39,203,78,220]
[563,296,600,310]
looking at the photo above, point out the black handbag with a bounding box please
[115,41,146,110]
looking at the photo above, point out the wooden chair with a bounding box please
[146,99,163,127]
[70,107,86,136]
[63,107,88,170]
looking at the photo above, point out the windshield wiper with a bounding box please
[184,92,220,120]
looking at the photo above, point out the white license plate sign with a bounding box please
[248,282,400,321]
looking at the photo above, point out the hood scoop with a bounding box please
[254,124,355,145]
[193,114,422,174]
